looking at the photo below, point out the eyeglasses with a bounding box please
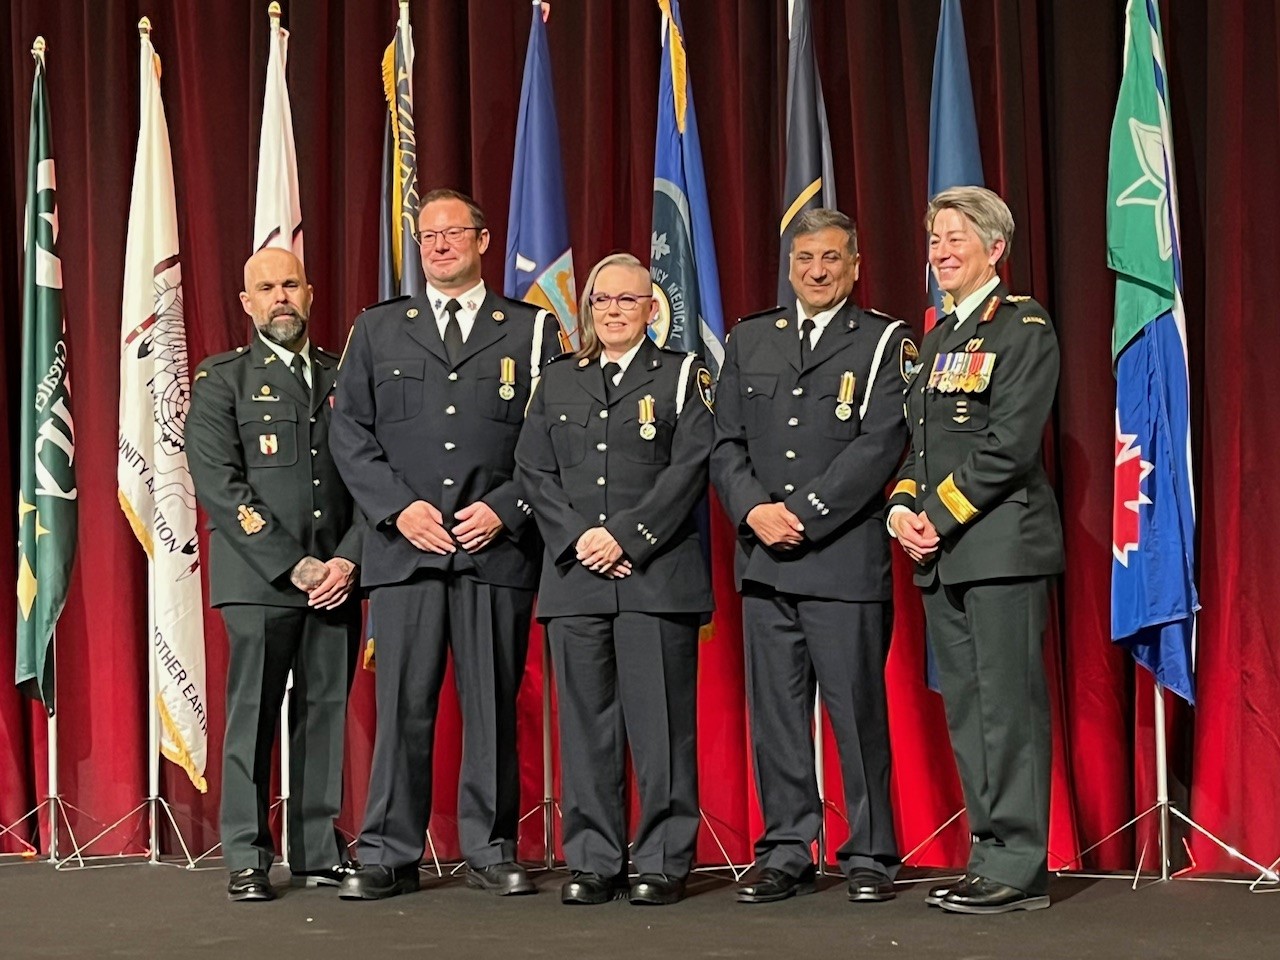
[418,226,481,245]
[588,293,653,312]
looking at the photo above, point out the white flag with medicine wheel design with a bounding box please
[253,12,304,262]
[119,27,209,792]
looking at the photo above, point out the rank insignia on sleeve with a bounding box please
[900,339,920,383]
[698,367,715,412]
[259,434,278,456]
[237,504,267,535]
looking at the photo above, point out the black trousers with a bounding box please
[742,591,898,878]
[219,601,360,872]
[357,574,533,868]
[922,576,1051,895]
[548,612,700,878]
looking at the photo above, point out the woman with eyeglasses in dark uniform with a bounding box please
[515,252,715,907]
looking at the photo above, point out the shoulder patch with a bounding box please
[360,293,411,312]
[697,367,715,413]
[737,305,786,324]
[1022,316,1047,325]
[900,338,920,383]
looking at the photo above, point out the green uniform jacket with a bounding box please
[187,340,364,607]
[888,285,1063,586]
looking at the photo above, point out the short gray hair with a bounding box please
[575,252,651,362]
[924,186,1014,263]
[791,208,858,256]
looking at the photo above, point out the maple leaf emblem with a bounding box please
[1113,412,1154,566]
[651,231,670,262]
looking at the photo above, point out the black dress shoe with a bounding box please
[736,865,817,903]
[466,861,536,896]
[924,874,972,907]
[629,873,686,905]
[227,868,276,902]
[939,876,1050,914]
[337,863,421,900]
[561,871,629,905]
[291,858,360,888]
[846,867,896,902]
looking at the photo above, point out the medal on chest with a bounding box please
[638,395,657,440]
[835,370,856,421]
[499,356,516,400]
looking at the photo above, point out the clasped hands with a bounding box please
[395,499,504,554]
[576,526,632,579]
[890,509,940,563]
[747,502,806,550]
[291,555,357,609]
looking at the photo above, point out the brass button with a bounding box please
[313,510,322,518]
[597,443,607,451]
[448,372,459,381]
[444,442,456,451]
[599,410,609,419]
[792,387,803,396]
[446,405,456,415]
[785,450,796,459]
[788,418,798,426]
[597,477,606,486]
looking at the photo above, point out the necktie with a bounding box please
[602,361,622,398]
[443,299,464,364]
[289,354,309,392]
[800,318,815,363]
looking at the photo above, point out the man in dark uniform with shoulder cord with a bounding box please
[331,188,562,900]
[888,185,1063,914]
[187,246,364,902]
[712,208,913,905]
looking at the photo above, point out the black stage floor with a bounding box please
[1,862,1275,959]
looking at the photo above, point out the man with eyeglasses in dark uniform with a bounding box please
[331,188,563,900]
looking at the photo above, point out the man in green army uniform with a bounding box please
[888,186,1063,914]
[188,247,364,902]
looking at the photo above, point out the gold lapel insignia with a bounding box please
[195,370,208,380]
[965,338,984,353]
[638,395,657,440]
[578,357,591,368]
[499,356,517,400]
[835,371,856,421]
[260,385,272,395]
[263,354,278,364]
[979,295,1000,323]
[941,292,956,314]
[407,307,419,319]
[775,318,788,329]
[237,504,266,535]
[492,310,506,323]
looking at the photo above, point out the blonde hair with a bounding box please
[925,186,1015,264]
[574,252,652,362]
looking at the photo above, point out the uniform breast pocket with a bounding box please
[548,403,590,466]
[817,375,861,441]
[476,377,528,424]
[619,415,675,464]
[941,392,990,432]
[239,403,299,467]
[741,374,777,437]
[374,359,425,422]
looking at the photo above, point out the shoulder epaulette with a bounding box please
[360,293,411,312]
[1005,294,1032,302]
[313,344,342,361]
[863,306,902,324]
[542,351,572,367]
[198,346,251,371]
[738,305,786,323]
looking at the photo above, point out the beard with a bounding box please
[256,307,307,346]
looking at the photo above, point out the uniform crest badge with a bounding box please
[697,368,715,413]
[259,434,278,456]
[492,310,506,323]
[237,504,266,535]
[775,318,788,329]
[407,307,419,318]
[900,339,920,382]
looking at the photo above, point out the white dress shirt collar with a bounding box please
[796,297,848,348]
[428,280,487,342]
[258,334,312,387]
[600,338,646,384]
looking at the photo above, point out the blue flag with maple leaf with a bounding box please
[1107,0,1197,704]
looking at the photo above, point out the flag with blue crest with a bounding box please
[505,2,577,349]
[650,0,724,377]
[1107,0,1197,704]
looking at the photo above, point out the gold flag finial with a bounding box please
[139,17,152,37]
[268,2,282,24]
[31,36,46,60]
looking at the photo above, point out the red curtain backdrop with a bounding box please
[3,0,1278,876]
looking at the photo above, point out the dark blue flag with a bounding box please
[505,3,577,347]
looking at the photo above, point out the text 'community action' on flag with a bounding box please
[119,20,209,791]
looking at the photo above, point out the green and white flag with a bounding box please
[16,40,78,712]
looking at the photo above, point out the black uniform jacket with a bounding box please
[711,302,912,602]
[887,284,1064,587]
[187,340,364,608]
[515,338,714,620]
[329,290,562,590]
